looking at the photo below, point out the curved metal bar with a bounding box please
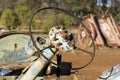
[29,7,95,71]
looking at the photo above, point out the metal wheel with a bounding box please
[29,7,95,71]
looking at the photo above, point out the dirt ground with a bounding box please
[44,48,120,80]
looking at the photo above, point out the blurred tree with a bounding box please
[15,0,43,13]
[41,12,74,33]
[0,9,19,29]
[0,0,17,15]
[15,5,32,27]
[0,0,120,29]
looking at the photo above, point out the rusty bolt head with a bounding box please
[61,31,68,40]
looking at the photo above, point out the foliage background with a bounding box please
[0,0,120,31]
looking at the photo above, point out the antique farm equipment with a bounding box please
[77,0,120,47]
[0,7,95,80]
[77,14,105,47]
[78,13,120,47]
[17,7,95,80]
[0,33,31,74]
[97,14,120,46]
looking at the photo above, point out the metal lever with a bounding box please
[56,54,61,80]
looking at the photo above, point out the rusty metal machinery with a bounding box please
[29,7,95,70]
[78,13,120,47]
[16,7,95,80]
[0,7,95,80]
[0,33,30,63]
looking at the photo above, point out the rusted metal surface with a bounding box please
[98,14,120,46]
[17,26,76,80]
[17,48,57,80]
[88,14,106,46]
[0,56,37,70]
[49,26,75,51]
[0,33,32,70]
[79,14,105,46]
[79,14,120,47]
[77,24,93,48]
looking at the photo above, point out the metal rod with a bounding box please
[17,48,57,80]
